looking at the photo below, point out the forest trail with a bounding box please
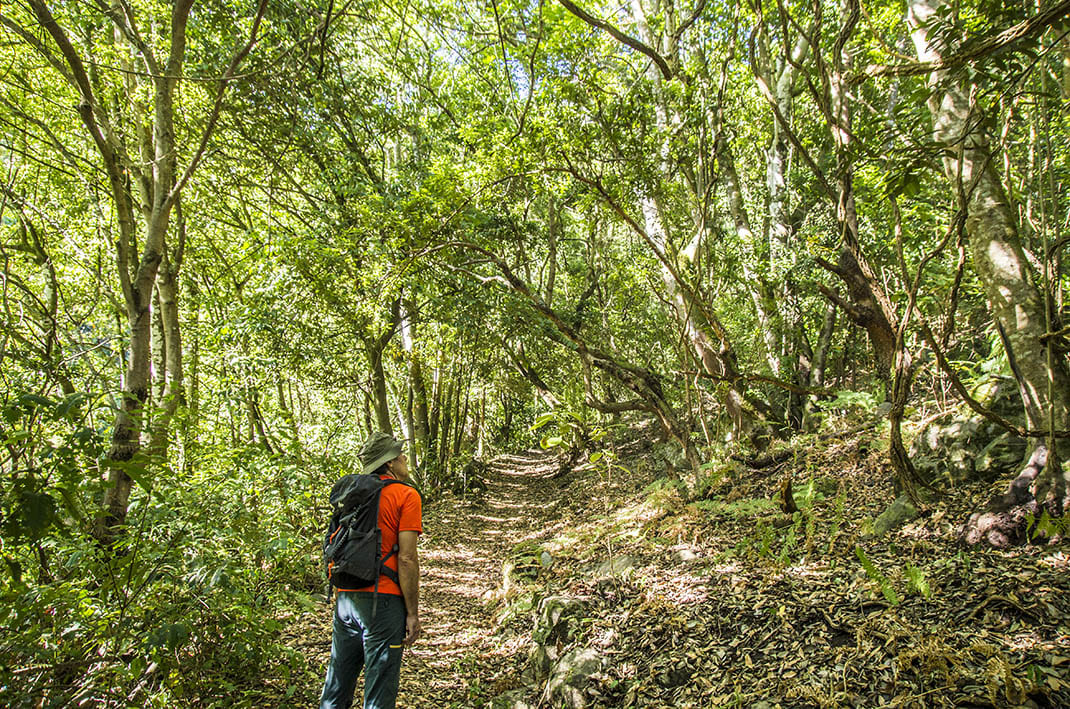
[309,450,567,707]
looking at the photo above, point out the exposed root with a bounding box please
[963,446,1057,547]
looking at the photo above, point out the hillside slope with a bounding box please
[292,426,1070,708]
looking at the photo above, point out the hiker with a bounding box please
[320,432,423,709]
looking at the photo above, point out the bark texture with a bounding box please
[909,0,1070,535]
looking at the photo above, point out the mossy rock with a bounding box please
[873,494,920,537]
[542,646,603,709]
[909,376,1026,486]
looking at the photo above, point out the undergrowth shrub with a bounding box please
[1,394,332,707]
[643,477,687,514]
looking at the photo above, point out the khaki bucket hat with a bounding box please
[360,431,404,474]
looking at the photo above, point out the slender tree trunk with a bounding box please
[277,377,302,458]
[909,0,1070,521]
[717,138,782,377]
[428,367,444,486]
[24,0,263,544]
[389,377,410,445]
[633,0,754,439]
[810,301,837,391]
[503,339,561,408]
[454,368,469,458]
[410,355,430,466]
[367,338,393,434]
[437,371,455,480]
[147,214,185,460]
[404,380,417,470]
[823,0,899,388]
[152,288,165,408]
[476,392,486,458]
[545,191,558,304]
[9,215,76,395]
[761,31,813,381]
[362,390,373,435]
[246,385,273,452]
[429,367,441,451]
[365,301,401,435]
[401,301,430,468]
[181,276,199,474]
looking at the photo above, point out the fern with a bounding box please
[905,563,932,599]
[855,545,900,605]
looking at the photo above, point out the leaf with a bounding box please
[17,393,53,411]
[541,435,563,449]
[532,413,557,431]
[54,393,87,420]
[19,490,58,536]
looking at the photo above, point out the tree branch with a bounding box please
[557,0,675,80]
[858,0,1070,81]
[584,397,653,414]
[167,0,269,210]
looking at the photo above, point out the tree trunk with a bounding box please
[367,337,393,435]
[428,367,441,460]
[823,0,899,388]
[24,0,263,545]
[389,376,410,446]
[403,379,417,471]
[147,212,185,460]
[365,301,401,435]
[453,368,469,458]
[181,275,200,475]
[760,30,813,381]
[437,370,455,480]
[909,0,1070,528]
[410,355,430,467]
[503,339,561,408]
[545,191,558,304]
[476,392,486,458]
[277,377,302,458]
[631,0,754,439]
[717,138,782,378]
[401,301,430,469]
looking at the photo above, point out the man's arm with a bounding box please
[397,529,421,646]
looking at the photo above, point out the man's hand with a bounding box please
[404,614,422,646]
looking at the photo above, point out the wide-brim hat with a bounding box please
[360,431,404,474]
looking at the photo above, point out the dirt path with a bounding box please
[310,450,564,707]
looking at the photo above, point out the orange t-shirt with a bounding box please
[338,475,422,595]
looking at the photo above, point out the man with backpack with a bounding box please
[320,432,423,709]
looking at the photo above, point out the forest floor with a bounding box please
[286,423,1070,708]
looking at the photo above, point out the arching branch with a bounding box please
[557,0,675,79]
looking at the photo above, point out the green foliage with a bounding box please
[642,476,688,514]
[826,486,848,556]
[817,389,881,417]
[4,0,1070,702]
[855,546,901,606]
[0,441,323,705]
[794,476,827,511]
[692,456,740,499]
[1025,510,1070,542]
[1,391,106,544]
[904,563,932,600]
[532,409,586,451]
[692,496,778,518]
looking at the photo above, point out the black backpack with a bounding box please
[322,473,407,597]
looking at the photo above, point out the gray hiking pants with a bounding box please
[319,592,406,709]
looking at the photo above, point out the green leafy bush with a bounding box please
[1,397,327,706]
